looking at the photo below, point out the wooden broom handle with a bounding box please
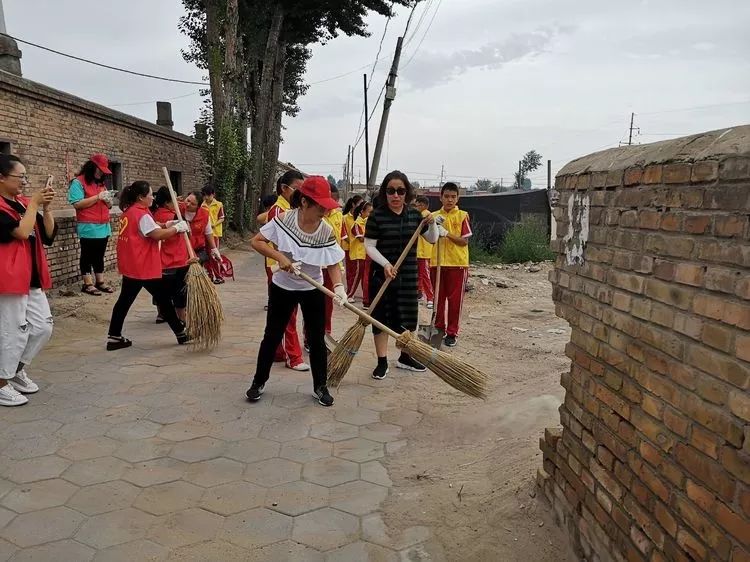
[429,237,442,330]
[367,217,429,313]
[162,167,197,260]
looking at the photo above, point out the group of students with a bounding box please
[246,169,471,406]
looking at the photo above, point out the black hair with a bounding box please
[276,170,305,196]
[119,180,151,211]
[261,193,278,212]
[441,182,460,195]
[290,189,318,209]
[414,195,429,206]
[186,190,204,207]
[377,170,415,206]
[201,185,216,196]
[75,160,106,185]
[343,194,363,215]
[152,185,172,211]
[0,154,22,177]
[352,201,372,220]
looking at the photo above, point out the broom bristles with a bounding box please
[185,262,224,351]
[327,318,368,389]
[395,331,489,399]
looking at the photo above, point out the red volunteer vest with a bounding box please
[116,205,162,280]
[0,195,52,294]
[153,207,189,270]
[74,175,110,224]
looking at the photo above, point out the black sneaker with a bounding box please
[396,354,427,372]
[106,335,132,351]
[176,332,191,345]
[246,382,265,401]
[372,362,389,380]
[155,316,165,324]
[444,335,457,348]
[313,386,334,407]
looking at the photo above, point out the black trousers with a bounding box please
[254,283,327,389]
[108,276,184,338]
[79,237,109,276]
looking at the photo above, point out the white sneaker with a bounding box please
[347,297,356,303]
[426,301,434,309]
[286,362,310,372]
[9,370,39,394]
[0,384,29,406]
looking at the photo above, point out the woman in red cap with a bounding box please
[247,176,346,407]
[67,154,115,296]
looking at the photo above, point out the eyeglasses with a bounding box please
[386,187,406,196]
[7,173,29,181]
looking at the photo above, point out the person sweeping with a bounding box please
[106,181,191,350]
[246,176,346,407]
[152,186,189,323]
[342,194,363,298]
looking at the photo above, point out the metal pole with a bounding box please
[547,159,551,190]
[363,73,371,187]
[369,36,404,192]
[628,112,635,145]
[518,160,522,189]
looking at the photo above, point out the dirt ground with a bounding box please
[44,245,577,562]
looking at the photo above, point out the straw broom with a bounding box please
[327,218,428,389]
[161,167,224,350]
[299,271,488,399]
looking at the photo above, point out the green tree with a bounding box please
[490,181,507,193]
[327,174,337,186]
[514,149,542,190]
[475,178,493,191]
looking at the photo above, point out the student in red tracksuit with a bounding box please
[347,201,372,306]
[341,194,363,295]
[414,195,434,308]
[106,181,191,351]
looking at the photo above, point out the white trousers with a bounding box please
[0,289,53,379]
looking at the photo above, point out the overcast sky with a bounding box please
[4,0,749,188]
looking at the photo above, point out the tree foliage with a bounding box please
[475,178,493,191]
[514,149,543,190]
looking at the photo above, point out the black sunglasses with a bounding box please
[385,187,406,196]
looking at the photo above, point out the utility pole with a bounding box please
[350,146,355,192]
[369,36,404,192]
[624,112,640,146]
[439,164,445,186]
[547,159,552,190]
[518,160,522,189]
[363,73,371,187]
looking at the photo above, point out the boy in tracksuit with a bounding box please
[431,182,471,347]
[414,196,434,308]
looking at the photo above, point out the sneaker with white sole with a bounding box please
[0,384,29,406]
[246,382,265,401]
[286,361,310,372]
[396,354,427,372]
[426,301,434,309]
[9,370,39,394]
[312,385,334,407]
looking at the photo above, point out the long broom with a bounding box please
[161,167,224,350]
[299,271,488,399]
[327,218,428,388]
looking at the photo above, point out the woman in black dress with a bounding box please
[364,171,438,380]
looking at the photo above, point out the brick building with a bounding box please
[0,62,205,286]
[538,126,749,562]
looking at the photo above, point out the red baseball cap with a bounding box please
[90,153,112,175]
[298,176,339,210]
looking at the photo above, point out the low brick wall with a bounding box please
[538,126,750,562]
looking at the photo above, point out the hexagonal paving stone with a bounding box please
[133,481,203,516]
[96,404,150,425]
[158,421,212,442]
[310,421,359,442]
[122,458,187,487]
[292,507,359,551]
[170,437,226,463]
[90,539,167,562]
[334,407,380,426]
[265,481,328,516]
[3,436,62,460]
[1,506,85,547]
[243,458,302,488]
[54,420,113,441]
[380,409,422,428]
[8,539,95,562]
[62,456,131,486]
[57,437,119,461]
[146,405,193,425]
[106,420,162,441]
[184,457,245,488]
[325,541,398,562]
[4,419,62,440]
[249,540,324,562]
[0,538,16,561]
[4,455,71,484]
[333,438,384,463]
[361,514,430,550]
[148,508,224,548]
[0,508,15,530]
[303,457,359,487]
[1,478,78,513]
[330,481,388,515]
[272,393,315,409]
[386,440,407,454]
[208,418,261,442]
[360,461,393,487]
[113,438,173,463]
[279,438,332,463]
[221,508,293,549]
[164,540,248,561]
[76,508,157,550]
[67,480,140,515]
[224,438,280,464]
[360,423,403,443]
[197,480,264,515]
[259,421,310,442]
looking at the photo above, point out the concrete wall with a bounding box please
[538,126,750,562]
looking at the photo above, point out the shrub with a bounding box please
[499,218,554,263]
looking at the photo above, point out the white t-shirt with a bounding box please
[139,214,159,237]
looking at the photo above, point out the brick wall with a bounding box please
[538,126,750,562]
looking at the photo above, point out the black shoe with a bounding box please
[444,335,457,348]
[396,354,426,372]
[106,335,132,351]
[304,342,311,354]
[155,316,165,324]
[313,385,334,407]
[372,362,389,380]
[246,382,265,401]
[176,332,191,345]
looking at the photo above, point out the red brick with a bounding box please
[689,425,721,459]
[672,312,703,340]
[673,263,705,287]
[692,293,726,320]
[625,167,644,186]
[607,169,624,187]
[725,301,750,329]
[733,546,750,562]
[674,443,736,501]
[685,479,716,513]
[715,501,750,547]
[687,345,750,389]
[738,334,750,362]
[729,389,750,422]
[663,163,692,184]
[741,487,750,519]
[705,185,750,210]
[705,267,741,294]
[715,215,748,237]
[683,214,712,234]
[719,445,750,485]
[638,210,661,230]
[674,496,730,556]
[653,500,677,538]
[691,161,718,183]
[700,322,735,353]
[645,279,695,309]
[642,165,663,184]
[680,390,745,447]
[736,277,750,300]
[659,212,682,232]
[663,408,689,438]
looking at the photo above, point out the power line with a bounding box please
[107,89,202,107]
[402,0,443,69]
[1,32,208,85]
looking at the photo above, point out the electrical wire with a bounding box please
[402,0,443,69]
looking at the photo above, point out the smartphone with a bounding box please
[44,175,54,190]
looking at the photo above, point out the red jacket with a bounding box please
[153,207,189,270]
[74,175,110,224]
[116,205,162,280]
[0,195,52,294]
